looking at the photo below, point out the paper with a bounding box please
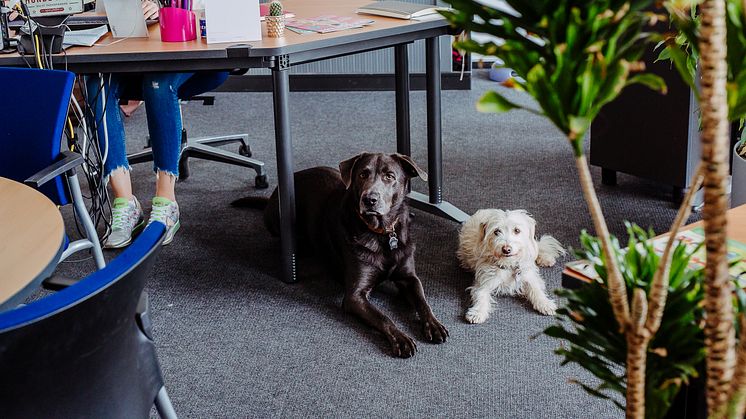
[102,0,148,38]
[63,25,109,47]
[204,0,261,44]
[285,16,374,34]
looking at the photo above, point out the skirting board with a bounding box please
[216,73,472,92]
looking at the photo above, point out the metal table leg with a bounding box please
[394,43,411,157]
[406,36,468,223]
[271,63,297,283]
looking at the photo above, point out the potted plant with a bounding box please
[545,224,708,419]
[436,0,746,418]
[265,0,285,38]
[663,2,746,414]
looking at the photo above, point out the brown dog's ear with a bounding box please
[393,153,428,181]
[339,153,366,188]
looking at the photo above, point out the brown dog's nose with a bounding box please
[362,193,379,207]
[501,245,513,255]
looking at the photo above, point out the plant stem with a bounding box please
[626,289,649,419]
[698,0,735,416]
[644,163,705,335]
[727,316,746,417]
[573,154,629,329]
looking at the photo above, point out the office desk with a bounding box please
[0,0,468,282]
[0,178,65,311]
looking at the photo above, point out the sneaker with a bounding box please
[105,196,144,249]
[148,197,180,245]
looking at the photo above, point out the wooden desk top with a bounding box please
[0,178,65,310]
[0,0,450,70]
[562,204,746,285]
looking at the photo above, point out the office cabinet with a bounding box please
[590,50,700,203]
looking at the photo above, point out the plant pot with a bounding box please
[733,142,746,208]
[266,16,285,38]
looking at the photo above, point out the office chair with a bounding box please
[124,71,269,188]
[0,67,105,270]
[0,222,177,419]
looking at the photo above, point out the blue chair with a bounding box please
[0,67,105,269]
[122,71,269,188]
[0,223,177,419]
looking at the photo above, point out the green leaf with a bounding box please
[569,115,591,140]
[627,73,668,95]
[476,90,523,114]
[664,43,700,101]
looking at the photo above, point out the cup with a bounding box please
[159,7,197,42]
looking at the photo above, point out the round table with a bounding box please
[0,177,65,311]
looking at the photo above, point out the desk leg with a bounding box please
[394,44,411,157]
[272,66,297,283]
[406,36,468,223]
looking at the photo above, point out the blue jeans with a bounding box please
[85,72,194,179]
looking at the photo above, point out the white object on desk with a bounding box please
[356,0,444,19]
[63,25,109,47]
[204,0,260,44]
[101,0,148,38]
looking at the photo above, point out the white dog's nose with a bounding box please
[501,245,513,255]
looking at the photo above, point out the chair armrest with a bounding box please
[24,150,84,188]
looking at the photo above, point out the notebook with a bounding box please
[356,1,444,19]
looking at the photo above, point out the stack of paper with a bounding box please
[63,25,109,48]
[285,16,374,34]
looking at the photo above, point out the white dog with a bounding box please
[457,209,566,323]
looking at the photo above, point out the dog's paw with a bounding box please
[387,329,417,358]
[536,255,557,268]
[534,299,557,316]
[422,316,449,344]
[465,307,489,324]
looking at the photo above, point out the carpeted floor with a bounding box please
[56,72,693,418]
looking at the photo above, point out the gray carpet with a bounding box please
[56,72,692,418]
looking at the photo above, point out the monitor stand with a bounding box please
[18,15,68,55]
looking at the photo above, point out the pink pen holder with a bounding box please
[159,7,197,42]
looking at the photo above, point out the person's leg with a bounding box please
[141,72,194,244]
[86,74,131,193]
[85,74,144,247]
[141,72,194,198]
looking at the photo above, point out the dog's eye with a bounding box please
[493,229,501,236]
[514,227,521,235]
[384,173,396,181]
[359,171,369,179]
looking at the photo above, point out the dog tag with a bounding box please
[388,232,399,250]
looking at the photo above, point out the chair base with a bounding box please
[128,132,268,189]
[155,387,178,419]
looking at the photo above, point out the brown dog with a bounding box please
[264,152,448,358]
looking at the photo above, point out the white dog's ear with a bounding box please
[515,211,538,261]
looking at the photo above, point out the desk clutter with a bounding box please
[285,15,374,34]
[0,0,387,51]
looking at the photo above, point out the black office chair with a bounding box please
[0,223,177,419]
[124,70,269,188]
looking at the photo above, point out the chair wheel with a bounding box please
[255,175,269,189]
[239,144,252,158]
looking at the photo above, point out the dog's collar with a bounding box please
[496,263,521,276]
[358,214,400,250]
